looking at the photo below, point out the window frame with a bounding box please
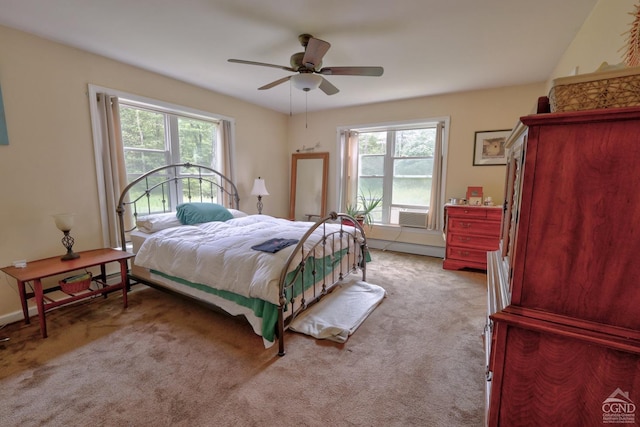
[359,128,437,223]
[88,84,236,244]
[117,101,222,211]
[338,117,449,230]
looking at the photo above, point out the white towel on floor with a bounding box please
[289,280,386,343]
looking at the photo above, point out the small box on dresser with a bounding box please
[443,205,502,271]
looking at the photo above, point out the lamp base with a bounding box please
[61,251,80,261]
[257,195,264,215]
[60,231,79,261]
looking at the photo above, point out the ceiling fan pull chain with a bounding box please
[305,91,308,129]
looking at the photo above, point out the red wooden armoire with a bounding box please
[485,107,640,426]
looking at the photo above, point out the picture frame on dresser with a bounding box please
[466,186,483,206]
[473,130,510,166]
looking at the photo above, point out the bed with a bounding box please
[116,163,368,356]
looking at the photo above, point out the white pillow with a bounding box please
[136,212,182,233]
[228,209,249,218]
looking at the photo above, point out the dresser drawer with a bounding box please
[446,246,489,265]
[447,232,500,251]
[446,206,488,219]
[486,208,503,221]
[448,218,501,236]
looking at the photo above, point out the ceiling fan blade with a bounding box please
[228,59,296,73]
[302,37,331,70]
[319,66,384,77]
[319,77,339,96]
[258,76,292,90]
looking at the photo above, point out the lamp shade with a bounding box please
[250,178,269,196]
[53,213,75,231]
[291,73,322,92]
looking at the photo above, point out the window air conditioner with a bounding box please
[398,211,429,228]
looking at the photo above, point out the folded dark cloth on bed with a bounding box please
[251,238,299,253]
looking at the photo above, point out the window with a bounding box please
[119,103,218,182]
[88,84,235,247]
[118,103,221,212]
[340,119,447,229]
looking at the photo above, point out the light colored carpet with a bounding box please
[0,249,487,426]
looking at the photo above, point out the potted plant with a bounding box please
[344,190,383,228]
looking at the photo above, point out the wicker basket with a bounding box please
[59,272,92,293]
[549,65,640,112]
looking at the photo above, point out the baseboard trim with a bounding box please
[0,306,37,328]
[367,239,445,258]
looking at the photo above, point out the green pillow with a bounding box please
[176,203,233,225]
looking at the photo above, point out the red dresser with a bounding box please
[443,205,502,271]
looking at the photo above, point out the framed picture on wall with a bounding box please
[473,129,511,166]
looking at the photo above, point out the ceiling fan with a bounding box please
[228,34,384,95]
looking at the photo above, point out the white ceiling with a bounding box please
[0,0,599,114]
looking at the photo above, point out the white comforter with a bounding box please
[134,215,356,305]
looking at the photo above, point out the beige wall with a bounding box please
[549,0,636,85]
[0,25,288,318]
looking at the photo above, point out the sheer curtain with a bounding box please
[218,119,236,206]
[339,130,360,210]
[427,121,445,230]
[95,93,129,248]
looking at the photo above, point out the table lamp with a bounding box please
[53,213,80,260]
[250,177,269,214]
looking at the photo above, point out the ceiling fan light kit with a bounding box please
[228,34,384,96]
[291,73,323,91]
